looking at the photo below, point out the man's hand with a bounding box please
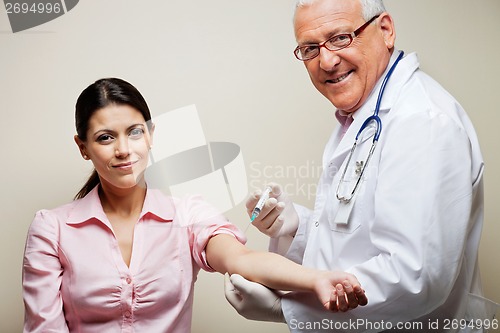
[246,183,299,238]
[224,273,285,322]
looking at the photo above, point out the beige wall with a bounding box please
[0,1,498,332]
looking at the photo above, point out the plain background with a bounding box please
[1,1,499,332]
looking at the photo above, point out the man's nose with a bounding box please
[318,46,341,72]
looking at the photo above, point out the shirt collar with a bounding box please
[67,186,175,225]
[335,109,353,126]
[140,188,176,222]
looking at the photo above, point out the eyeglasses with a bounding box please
[294,15,380,61]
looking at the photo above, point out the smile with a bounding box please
[326,70,353,84]
[112,161,138,169]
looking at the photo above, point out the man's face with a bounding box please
[294,0,395,113]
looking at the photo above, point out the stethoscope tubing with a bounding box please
[355,50,405,143]
[336,51,404,203]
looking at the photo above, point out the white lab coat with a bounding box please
[280,51,495,332]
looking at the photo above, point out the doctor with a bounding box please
[226,0,491,331]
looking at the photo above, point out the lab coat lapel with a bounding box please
[326,101,377,171]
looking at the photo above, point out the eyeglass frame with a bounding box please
[293,14,381,61]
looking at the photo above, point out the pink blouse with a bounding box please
[22,186,246,333]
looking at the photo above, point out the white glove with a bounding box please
[246,183,299,238]
[224,273,285,323]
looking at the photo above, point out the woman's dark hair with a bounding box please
[74,78,152,199]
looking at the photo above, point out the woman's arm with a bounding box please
[206,234,367,311]
[23,211,69,333]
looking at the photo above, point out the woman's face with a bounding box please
[75,104,154,191]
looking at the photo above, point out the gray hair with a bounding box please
[295,0,386,21]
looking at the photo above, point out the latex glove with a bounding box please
[246,183,299,238]
[224,273,285,323]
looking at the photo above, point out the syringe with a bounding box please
[250,186,273,222]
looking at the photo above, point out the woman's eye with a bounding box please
[129,128,144,138]
[97,134,114,143]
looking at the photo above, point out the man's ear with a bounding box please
[378,12,396,50]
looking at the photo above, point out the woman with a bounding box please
[22,78,367,333]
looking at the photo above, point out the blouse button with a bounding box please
[126,277,132,284]
[124,310,131,318]
[315,221,319,227]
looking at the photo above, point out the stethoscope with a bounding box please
[336,51,404,203]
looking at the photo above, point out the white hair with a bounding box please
[295,0,386,21]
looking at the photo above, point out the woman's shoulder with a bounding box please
[146,188,208,210]
[30,198,84,232]
[147,189,226,224]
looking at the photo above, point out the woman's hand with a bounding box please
[314,271,368,312]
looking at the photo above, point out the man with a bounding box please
[225,0,492,331]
